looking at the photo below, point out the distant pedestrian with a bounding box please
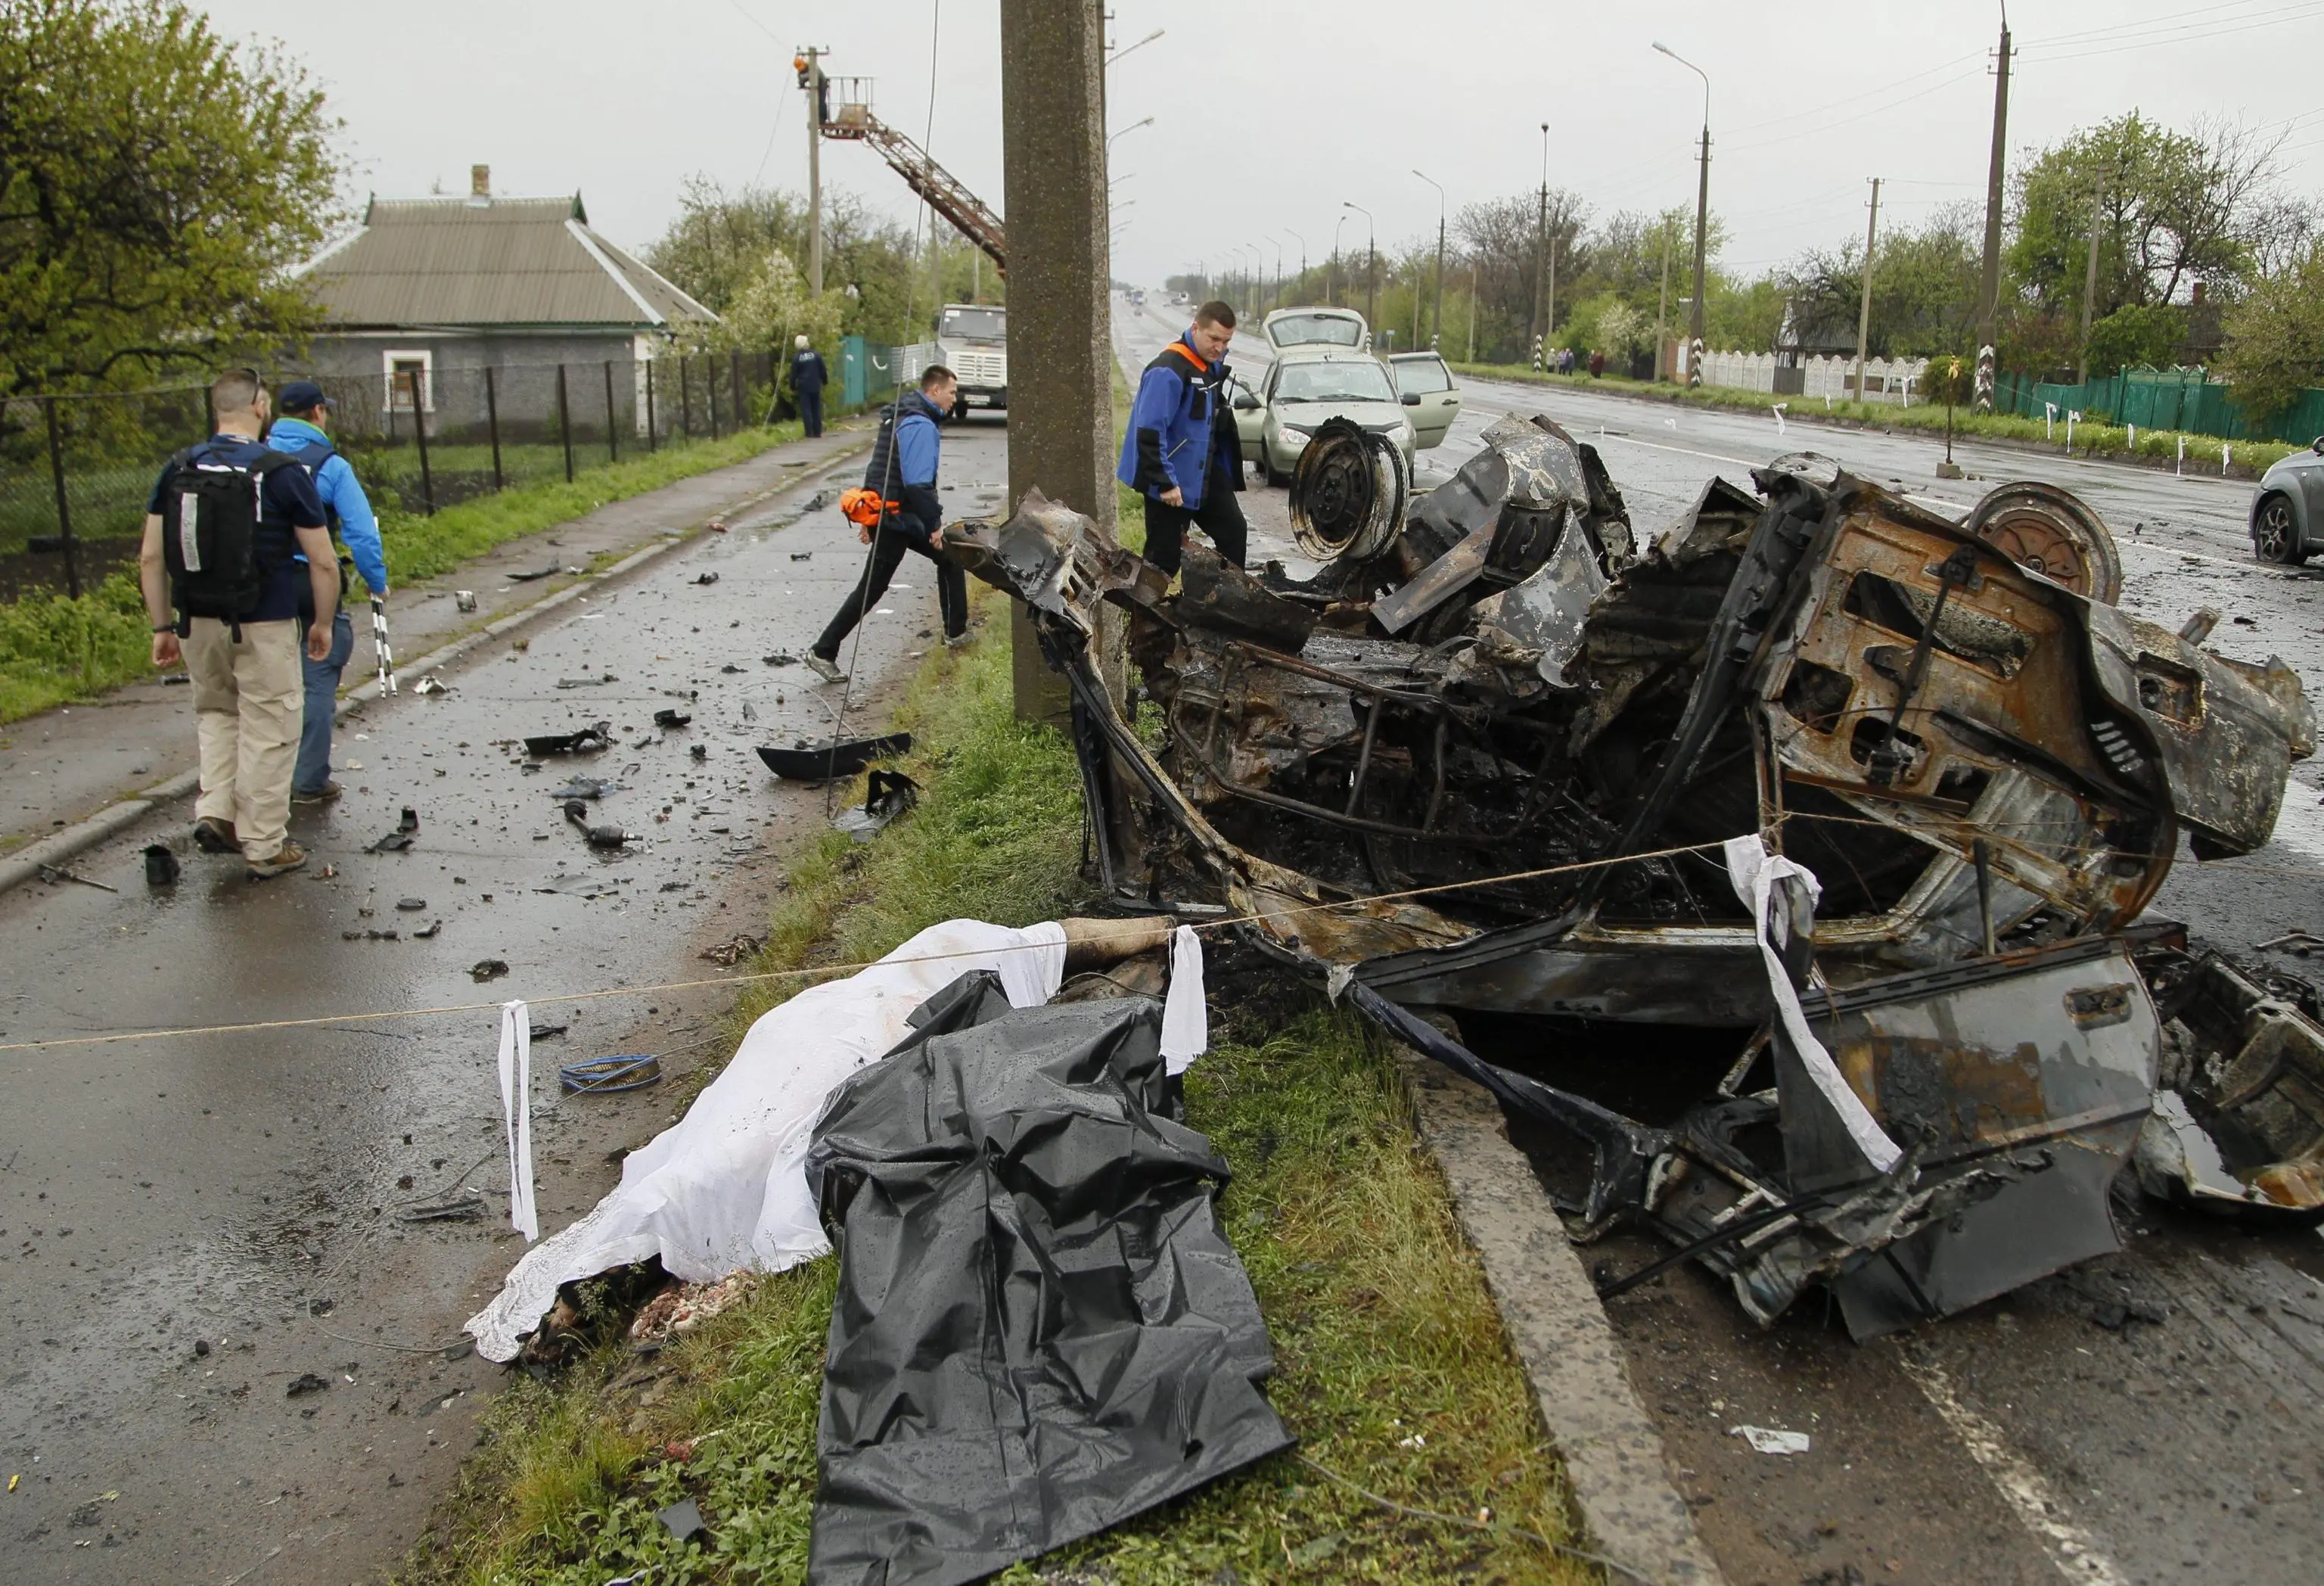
[805,365,967,683]
[139,369,338,879]
[1589,350,1605,379]
[267,379,387,807]
[1117,300,1246,577]
[791,334,830,439]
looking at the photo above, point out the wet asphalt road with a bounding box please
[0,428,1008,1584]
[1119,297,2324,1586]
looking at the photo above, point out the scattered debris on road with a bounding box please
[524,722,613,757]
[955,413,2319,1336]
[142,845,179,888]
[469,959,509,983]
[37,862,118,893]
[564,800,632,848]
[365,807,421,854]
[757,733,914,782]
[699,933,763,966]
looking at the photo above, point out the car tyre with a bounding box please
[2254,495,2307,565]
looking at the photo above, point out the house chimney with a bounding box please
[2190,279,2206,308]
[470,164,491,204]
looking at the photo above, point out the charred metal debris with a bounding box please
[943,413,2323,1338]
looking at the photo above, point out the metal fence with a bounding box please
[0,350,831,602]
[1991,368,2324,444]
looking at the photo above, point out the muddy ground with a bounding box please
[1114,298,2324,1586]
[0,425,1008,1584]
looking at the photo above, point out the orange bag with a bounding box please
[839,487,892,527]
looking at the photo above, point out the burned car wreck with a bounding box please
[944,412,2323,1338]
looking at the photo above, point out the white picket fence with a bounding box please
[1692,349,1929,405]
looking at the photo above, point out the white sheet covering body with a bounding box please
[466,919,1068,1361]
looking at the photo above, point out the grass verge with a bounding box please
[399,596,1594,1585]
[1452,359,2304,480]
[0,420,833,726]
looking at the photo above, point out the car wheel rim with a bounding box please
[2257,503,2294,561]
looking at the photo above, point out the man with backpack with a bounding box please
[138,369,338,879]
[805,365,966,684]
[268,379,387,807]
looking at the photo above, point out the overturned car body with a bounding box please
[946,412,2322,1336]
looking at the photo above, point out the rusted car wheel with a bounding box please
[2253,495,2307,565]
[1963,481,2124,603]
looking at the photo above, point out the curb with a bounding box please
[1451,367,2277,486]
[0,440,869,901]
[1397,1048,1726,1586]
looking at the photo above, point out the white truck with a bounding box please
[934,303,1007,417]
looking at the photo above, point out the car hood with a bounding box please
[1272,399,1408,433]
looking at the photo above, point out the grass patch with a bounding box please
[402,601,1592,1585]
[0,420,848,727]
[1452,359,2304,479]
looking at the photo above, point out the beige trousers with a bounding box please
[183,617,303,860]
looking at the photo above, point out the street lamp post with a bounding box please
[1284,228,1308,305]
[1414,169,1446,350]
[1654,41,1711,388]
[1262,235,1284,318]
[1529,123,1548,366]
[1107,116,1154,152]
[1104,26,1163,69]
[1343,201,1375,332]
[1331,214,1349,306]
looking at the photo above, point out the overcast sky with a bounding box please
[200,0,2324,289]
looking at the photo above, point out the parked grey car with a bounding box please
[2251,437,2324,564]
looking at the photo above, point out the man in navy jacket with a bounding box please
[1116,301,1246,576]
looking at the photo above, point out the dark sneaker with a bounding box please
[804,653,848,684]
[291,781,343,806]
[193,816,240,854]
[245,841,309,880]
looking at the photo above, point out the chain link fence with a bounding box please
[1,349,807,602]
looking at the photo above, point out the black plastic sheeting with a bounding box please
[803,972,1292,1585]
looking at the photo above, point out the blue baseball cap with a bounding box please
[277,379,331,413]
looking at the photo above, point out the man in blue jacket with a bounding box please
[806,365,965,683]
[1117,300,1246,576]
[267,379,388,805]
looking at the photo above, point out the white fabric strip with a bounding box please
[996,920,1068,1011]
[1723,835,1902,1175]
[498,999,539,1241]
[1160,925,1208,1075]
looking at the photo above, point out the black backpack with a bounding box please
[160,446,297,629]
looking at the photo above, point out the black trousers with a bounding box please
[799,388,824,437]
[1141,481,1247,576]
[814,516,967,659]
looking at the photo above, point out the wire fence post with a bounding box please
[602,359,619,463]
[557,363,575,483]
[731,351,745,430]
[483,364,505,492]
[707,354,722,440]
[42,397,82,599]
[408,367,437,515]
[645,359,658,452]
[679,356,693,440]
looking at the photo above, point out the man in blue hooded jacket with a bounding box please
[267,379,387,804]
[806,365,965,683]
[1117,300,1246,576]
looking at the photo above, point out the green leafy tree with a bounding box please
[0,0,343,398]
[676,250,842,361]
[2216,241,2324,421]
[2085,303,2188,372]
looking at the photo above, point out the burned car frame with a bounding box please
[945,413,2321,1336]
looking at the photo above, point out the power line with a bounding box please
[2026,2,2324,63]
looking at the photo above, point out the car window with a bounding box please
[940,307,1006,340]
[1393,357,1452,395]
[1274,360,1396,404]
[1269,313,1365,348]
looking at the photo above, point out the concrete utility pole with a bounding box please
[1285,228,1307,302]
[2078,171,2105,384]
[1000,0,1113,722]
[1529,125,1548,359]
[1655,42,1711,387]
[798,46,826,294]
[1854,177,1882,406]
[1973,12,2013,410]
[1415,169,1446,349]
[1344,201,1375,330]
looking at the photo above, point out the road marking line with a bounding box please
[1894,1347,2130,1586]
